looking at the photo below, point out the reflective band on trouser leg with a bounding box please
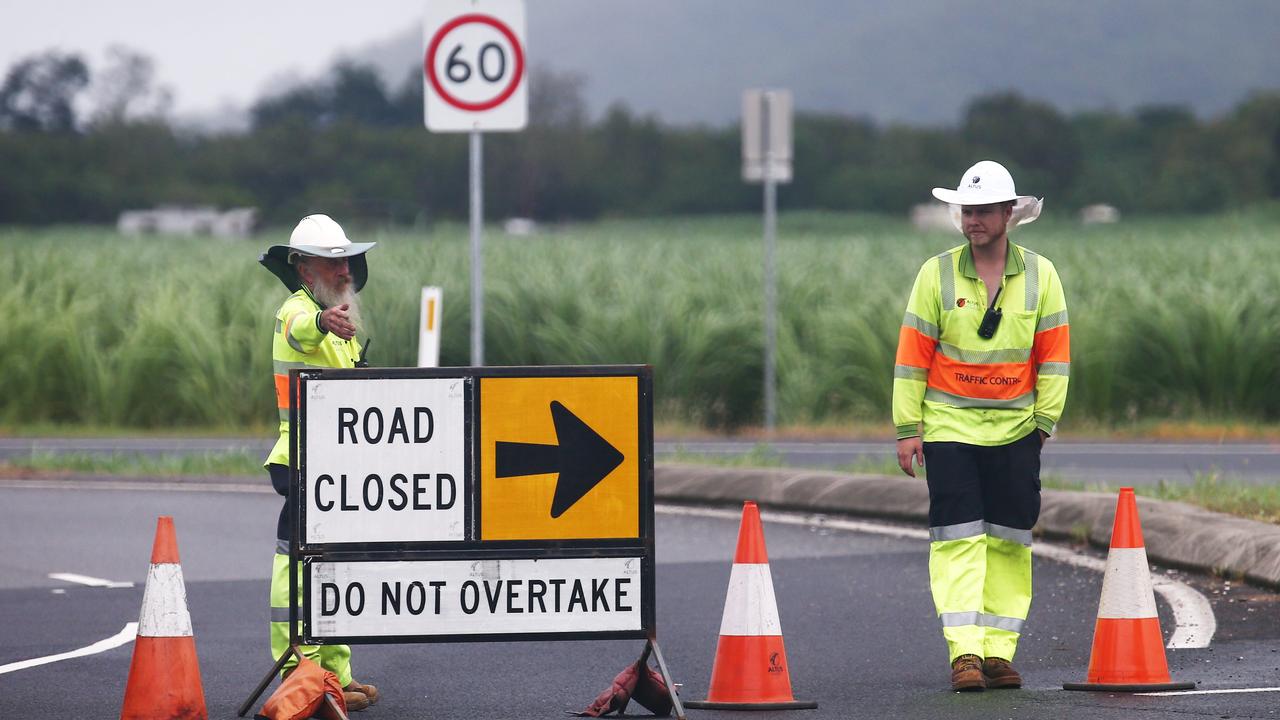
[1088,547,1169,684]
[929,534,986,662]
[705,563,796,704]
[982,532,1032,661]
[269,552,353,687]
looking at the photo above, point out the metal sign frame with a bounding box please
[288,364,655,647]
[240,364,681,719]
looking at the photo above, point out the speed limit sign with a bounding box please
[423,0,527,132]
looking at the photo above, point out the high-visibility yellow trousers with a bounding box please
[270,548,353,686]
[923,431,1040,662]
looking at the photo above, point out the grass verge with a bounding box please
[0,451,263,478]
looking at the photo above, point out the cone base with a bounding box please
[1063,680,1195,693]
[685,699,818,710]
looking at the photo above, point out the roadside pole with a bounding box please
[743,89,792,433]
[762,137,778,433]
[470,131,484,365]
[424,0,528,367]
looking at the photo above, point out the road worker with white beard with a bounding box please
[258,213,380,711]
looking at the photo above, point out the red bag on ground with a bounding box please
[574,661,673,717]
[575,664,639,717]
[631,665,673,716]
[255,656,347,720]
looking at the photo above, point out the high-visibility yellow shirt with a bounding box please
[892,241,1070,446]
[265,287,363,466]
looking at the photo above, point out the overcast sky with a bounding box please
[0,1,422,116]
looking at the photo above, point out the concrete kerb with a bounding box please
[655,462,1280,589]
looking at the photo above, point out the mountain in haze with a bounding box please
[353,0,1279,126]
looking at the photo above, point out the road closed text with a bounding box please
[306,557,643,637]
[303,377,467,544]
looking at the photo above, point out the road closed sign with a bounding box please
[301,376,468,544]
[290,365,655,646]
[423,0,527,132]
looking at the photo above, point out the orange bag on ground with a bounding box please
[255,655,347,720]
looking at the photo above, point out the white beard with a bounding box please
[311,278,364,335]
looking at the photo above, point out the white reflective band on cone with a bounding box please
[718,563,782,636]
[1097,547,1159,619]
[137,564,194,637]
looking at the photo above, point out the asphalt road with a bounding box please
[1,482,1277,719]
[2,437,1277,486]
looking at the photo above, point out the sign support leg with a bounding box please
[646,636,687,720]
[236,644,300,717]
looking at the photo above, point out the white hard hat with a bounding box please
[284,214,375,261]
[260,214,376,293]
[932,160,1043,231]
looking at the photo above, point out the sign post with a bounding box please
[424,0,528,366]
[742,89,793,432]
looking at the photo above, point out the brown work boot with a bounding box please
[346,680,380,705]
[343,688,371,712]
[950,654,985,691]
[982,657,1022,689]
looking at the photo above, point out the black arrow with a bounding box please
[495,400,625,518]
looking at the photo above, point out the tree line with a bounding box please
[1,49,1278,226]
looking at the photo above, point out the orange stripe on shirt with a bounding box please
[895,326,937,368]
[927,356,1035,400]
[1033,324,1071,364]
[274,373,290,409]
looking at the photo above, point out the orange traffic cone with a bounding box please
[1063,488,1195,692]
[120,516,208,719]
[685,501,816,710]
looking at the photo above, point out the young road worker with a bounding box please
[892,161,1070,691]
[259,214,381,711]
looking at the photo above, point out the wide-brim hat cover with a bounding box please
[260,214,376,293]
[931,160,1043,232]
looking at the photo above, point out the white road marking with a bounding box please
[48,572,135,589]
[1137,687,1280,697]
[656,504,1216,649]
[0,623,136,675]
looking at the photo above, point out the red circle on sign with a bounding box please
[425,14,525,112]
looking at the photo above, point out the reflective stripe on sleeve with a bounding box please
[270,606,292,623]
[902,312,940,340]
[895,364,927,381]
[276,539,289,555]
[283,314,306,353]
[930,520,985,542]
[1037,362,1070,376]
[1036,309,1069,333]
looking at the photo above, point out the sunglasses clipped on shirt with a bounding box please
[977,287,1002,339]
